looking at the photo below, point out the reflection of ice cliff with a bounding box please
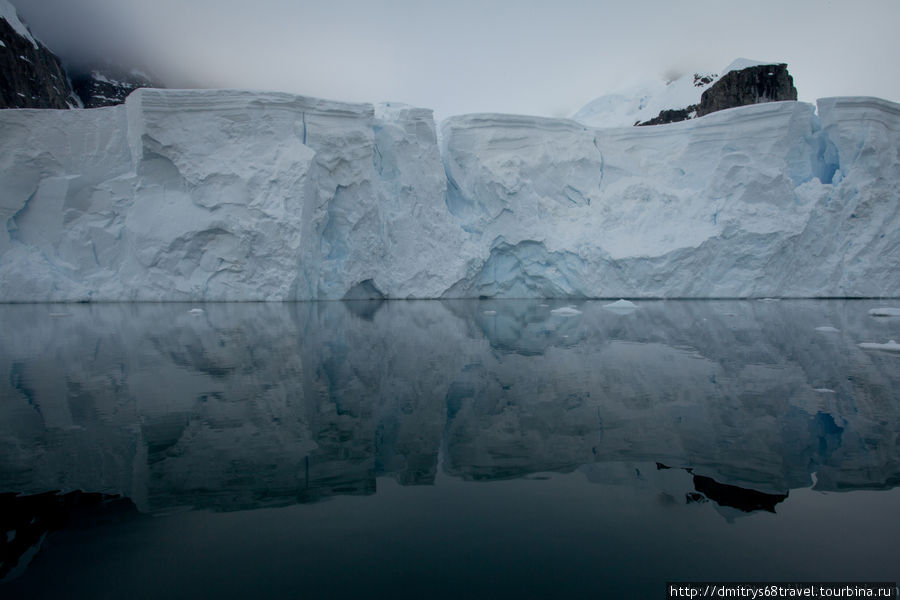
[0,300,897,513]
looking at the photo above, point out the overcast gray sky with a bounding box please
[11,0,900,118]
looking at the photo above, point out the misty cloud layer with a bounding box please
[11,0,900,118]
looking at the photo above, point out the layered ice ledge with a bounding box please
[0,89,897,301]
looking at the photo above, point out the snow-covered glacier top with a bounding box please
[0,87,898,301]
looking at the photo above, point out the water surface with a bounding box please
[1,299,898,598]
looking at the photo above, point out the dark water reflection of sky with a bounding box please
[1,299,898,598]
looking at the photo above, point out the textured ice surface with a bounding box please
[443,99,899,299]
[869,308,900,317]
[0,89,898,301]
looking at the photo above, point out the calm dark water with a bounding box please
[1,299,898,598]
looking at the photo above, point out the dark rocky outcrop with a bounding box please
[0,16,76,109]
[638,63,798,126]
[636,105,698,126]
[2,2,160,110]
[696,63,797,117]
[70,63,159,108]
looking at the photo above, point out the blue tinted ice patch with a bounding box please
[813,131,840,185]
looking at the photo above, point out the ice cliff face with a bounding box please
[0,88,898,300]
[442,98,898,298]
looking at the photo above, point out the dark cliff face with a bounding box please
[637,63,798,126]
[2,3,160,110]
[696,63,797,117]
[70,64,159,108]
[0,17,76,109]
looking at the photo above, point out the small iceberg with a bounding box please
[868,307,900,317]
[815,326,840,333]
[603,299,637,313]
[813,388,836,394]
[858,340,900,352]
[483,310,497,316]
[189,308,204,315]
[604,299,637,309]
[550,306,582,316]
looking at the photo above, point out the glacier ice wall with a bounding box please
[0,89,463,301]
[0,90,897,300]
[442,99,899,298]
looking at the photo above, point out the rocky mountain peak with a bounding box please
[695,63,797,117]
[637,61,798,126]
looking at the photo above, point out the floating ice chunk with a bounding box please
[189,308,205,315]
[483,310,497,315]
[539,304,549,308]
[868,308,900,317]
[813,388,836,393]
[858,340,900,352]
[551,306,582,316]
[604,299,637,309]
[815,326,840,333]
[758,298,780,302]
[603,299,638,314]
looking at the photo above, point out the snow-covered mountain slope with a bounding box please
[572,58,785,128]
[0,89,897,300]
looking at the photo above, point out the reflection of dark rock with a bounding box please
[343,299,385,321]
[692,475,788,513]
[0,491,135,581]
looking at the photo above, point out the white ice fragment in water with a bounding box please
[539,304,549,308]
[868,307,900,317]
[813,388,835,393]
[815,326,840,333]
[551,306,582,316]
[603,299,637,314]
[483,310,497,315]
[604,299,637,309]
[189,308,204,315]
[858,340,900,352]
